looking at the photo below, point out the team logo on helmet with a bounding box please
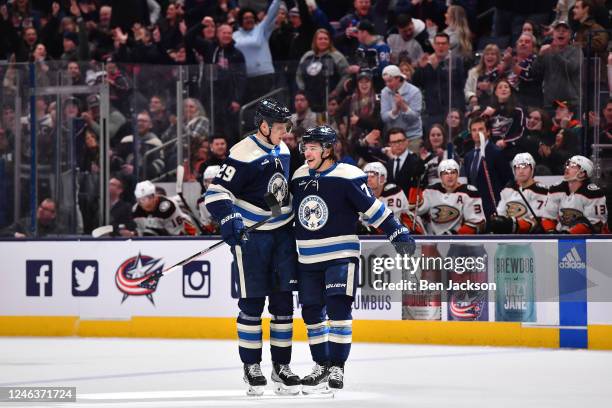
[505,201,527,218]
[431,205,460,224]
[298,195,329,231]
[267,173,288,204]
[560,208,584,226]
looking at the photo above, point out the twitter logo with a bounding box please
[72,261,99,296]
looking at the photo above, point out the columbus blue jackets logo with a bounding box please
[115,253,164,305]
[449,292,486,320]
[299,195,329,231]
[268,173,288,204]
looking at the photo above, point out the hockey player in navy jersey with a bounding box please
[204,99,300,396]
[291,126,415,393]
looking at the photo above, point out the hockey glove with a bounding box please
[390,227,416,256]
[489,215,515,234]
[220,213,248,247]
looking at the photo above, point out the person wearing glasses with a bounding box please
[382,128,424,195]
[1,198,67,238]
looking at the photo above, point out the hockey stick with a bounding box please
[515,185,544,233]
[176,164,205,234]
[138,192,282,288]
[478,132,498,214]
[92,225,114,238]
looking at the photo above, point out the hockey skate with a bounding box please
[243,363,267,396]
[301,363,331,394]
[328,364,344,392]
[271,363,301,395]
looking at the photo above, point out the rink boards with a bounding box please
[1,236,611,350]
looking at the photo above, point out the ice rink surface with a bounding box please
[1,337,611,408]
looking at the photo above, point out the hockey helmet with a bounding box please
[566,155,593,179]
[254,98,291,129]
[364,161,388,179]
[511,152,535,176]
[438,159,460,175]
[134,180,156,199]
[203,165,221,181]
[301,125,337,150]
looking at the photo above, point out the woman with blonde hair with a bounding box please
[444,5,473,58]
[296,28,349,113]
[464,44,503,105]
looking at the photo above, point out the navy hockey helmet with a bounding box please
[301,125,337,149]
[254,98,291,129]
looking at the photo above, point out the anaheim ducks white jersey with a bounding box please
[543,180,608,232]
[497,182,549,220]
[417,183,485,235]
[132,196,191,236]
[380,183,410,218]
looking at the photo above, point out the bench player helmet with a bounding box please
[565,155,593,181]
[511,152,536,177]
[438,159,460,175]
[134,180,156,199]
[254,98,291,142]
[364,161,388,185]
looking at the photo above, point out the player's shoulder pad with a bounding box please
[425,182,445,193]
[548,180,569,194]
[326,163,366,180]
[278,140,290,156]
[579,182,605,198]
[381,183,401,197]
[228,137,267,163]
[157,196,177,218]
[528,182,549,195]
[291,164,310,181]
[457,184,481,197]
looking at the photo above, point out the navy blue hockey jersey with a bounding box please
[291,162,397,264]
[204,135,293,229]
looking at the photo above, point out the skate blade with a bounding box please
[245,385,266,396]
[272,381,301,396]
[301,383,331,395]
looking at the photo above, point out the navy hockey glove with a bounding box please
[220,213,248,247]
[390,227,416,256]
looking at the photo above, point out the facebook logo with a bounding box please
[183,261,211,298]
[26,260,53,297]
[72,260,99,297]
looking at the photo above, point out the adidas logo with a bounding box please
[559,246,586,269]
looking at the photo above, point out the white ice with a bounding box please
[0,337,611,408]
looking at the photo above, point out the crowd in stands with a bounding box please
[0,0,610,236]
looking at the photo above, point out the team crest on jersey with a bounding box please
[298,195,329,231]
[268,173,288,204]
[431,205,460,224]
[506,201,527,218]
[560,208,584,226]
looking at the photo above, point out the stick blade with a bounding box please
[176,165,185,194]
[263,192,282,217]
[92,225,114,238]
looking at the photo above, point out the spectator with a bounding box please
[334,135,357,165]
[296,28,349,113]
[105,60,131,115]
[184,136,209,182]
[197,134,228,186]
[158,2,184,53]
[346,69,382,143]
[116,110,165,180]
[502,32,542,108]
[481,78,527,161]
[380,64,423,152]
[66,61,86,86]
[597,99,612,159]
[109,176,136,237]
[522,107,555,174]
[1,198,67,238]
[183,98,210,140]
[326,96,348,139]
[464,44,503,106]
[233,0,281,102]
[443,5,473,59]
[384,127,424,193]
[413,32,466,130]
[282,129,304,178]
[572,0,609,85]
[78,128,101,234]
[0,126,13,228]
[398,58,415,81]
[286,1,319,63]
[538,100,582,174]
[387,14,425,65]
[531,21,582,111]
[210,23,247,145]
[82,94,127,147]
[351,19,390,90]
[14,26,38,62]
[290,91,319,131]
[463,116,513,218]
[148,95,171,137]
[420,123,459,186]
[447,108,471,157]
[491,0,555,48]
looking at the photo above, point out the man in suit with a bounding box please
[385,127,424,193]
[463,117,513,219]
